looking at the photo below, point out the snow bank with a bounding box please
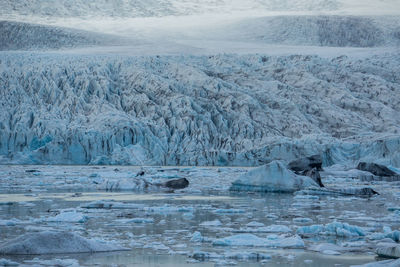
[212,233,305,248]
[0,231,128,254]
[230,161,317,192]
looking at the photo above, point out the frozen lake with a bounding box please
[1,165,399,266]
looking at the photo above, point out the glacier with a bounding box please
[1,52,399,166]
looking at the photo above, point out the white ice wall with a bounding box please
[1,53,399,166]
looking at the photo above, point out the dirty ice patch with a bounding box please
[212,233,304,248]
[0,231,128,254]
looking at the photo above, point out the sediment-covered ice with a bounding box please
[0,231,128,254]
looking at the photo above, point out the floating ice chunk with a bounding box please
[376,243,400,258]
[129,240,143,248]
[262,225,291,233]
[116,218,154,224]
[293,195,320,200]
[200,220,222,227]
[81,201,144,209]
[230,161,318,193]
[190,231,204,242]
[144,205,194,214]
[0,258,19,266]
[309,243,345,255]
[47,211,88,223]
[0,231,128,254]
[297,222,365,237]
[24,258,80,267]
[212,233,304,248]
[0,219,22,226]
[246,221,265,227]
[293,218,313,224]
[351,259,400,267]
[213,208,245,214]
[296,224,324,235]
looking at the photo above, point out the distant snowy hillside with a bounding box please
[1,53,399,166]
[0,21,128,50]
[217,16,400,47]
[0,0,341,19]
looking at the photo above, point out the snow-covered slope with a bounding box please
[0,0,342,19]
[0,21,130,50]
[216,16,400,47]
[1,52,399,166]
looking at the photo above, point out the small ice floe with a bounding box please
[115,218,154,224]
[368,230,400,242]
[293,195,320,200]
[81,201,144,210]
[230,161,318,193]
[0,219,23,226]
[47,211,88,223]
[213,208,245,214]
[246,221,265,227]
[23,258,80,267]
[0,258,19,266]
[297,222,365,237]
[293,217,313,224]
[129,240,143,248]
[190,250,271,261]
[144,205,194,214]
[200,220,222,227]
[309,243,346,255]
[351,259,400,267]
[376,242,400,258]
[0,231,128,254]
[212,233,305,248]
[190,231,204,242]
[143,242,170,251]
[234,225,291,233]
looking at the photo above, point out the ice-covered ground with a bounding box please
[1,165,400,266]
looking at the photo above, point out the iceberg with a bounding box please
[297,222,365,237]
[0,231,128,254]
[230,161,318,192]
[212,233,305,248]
